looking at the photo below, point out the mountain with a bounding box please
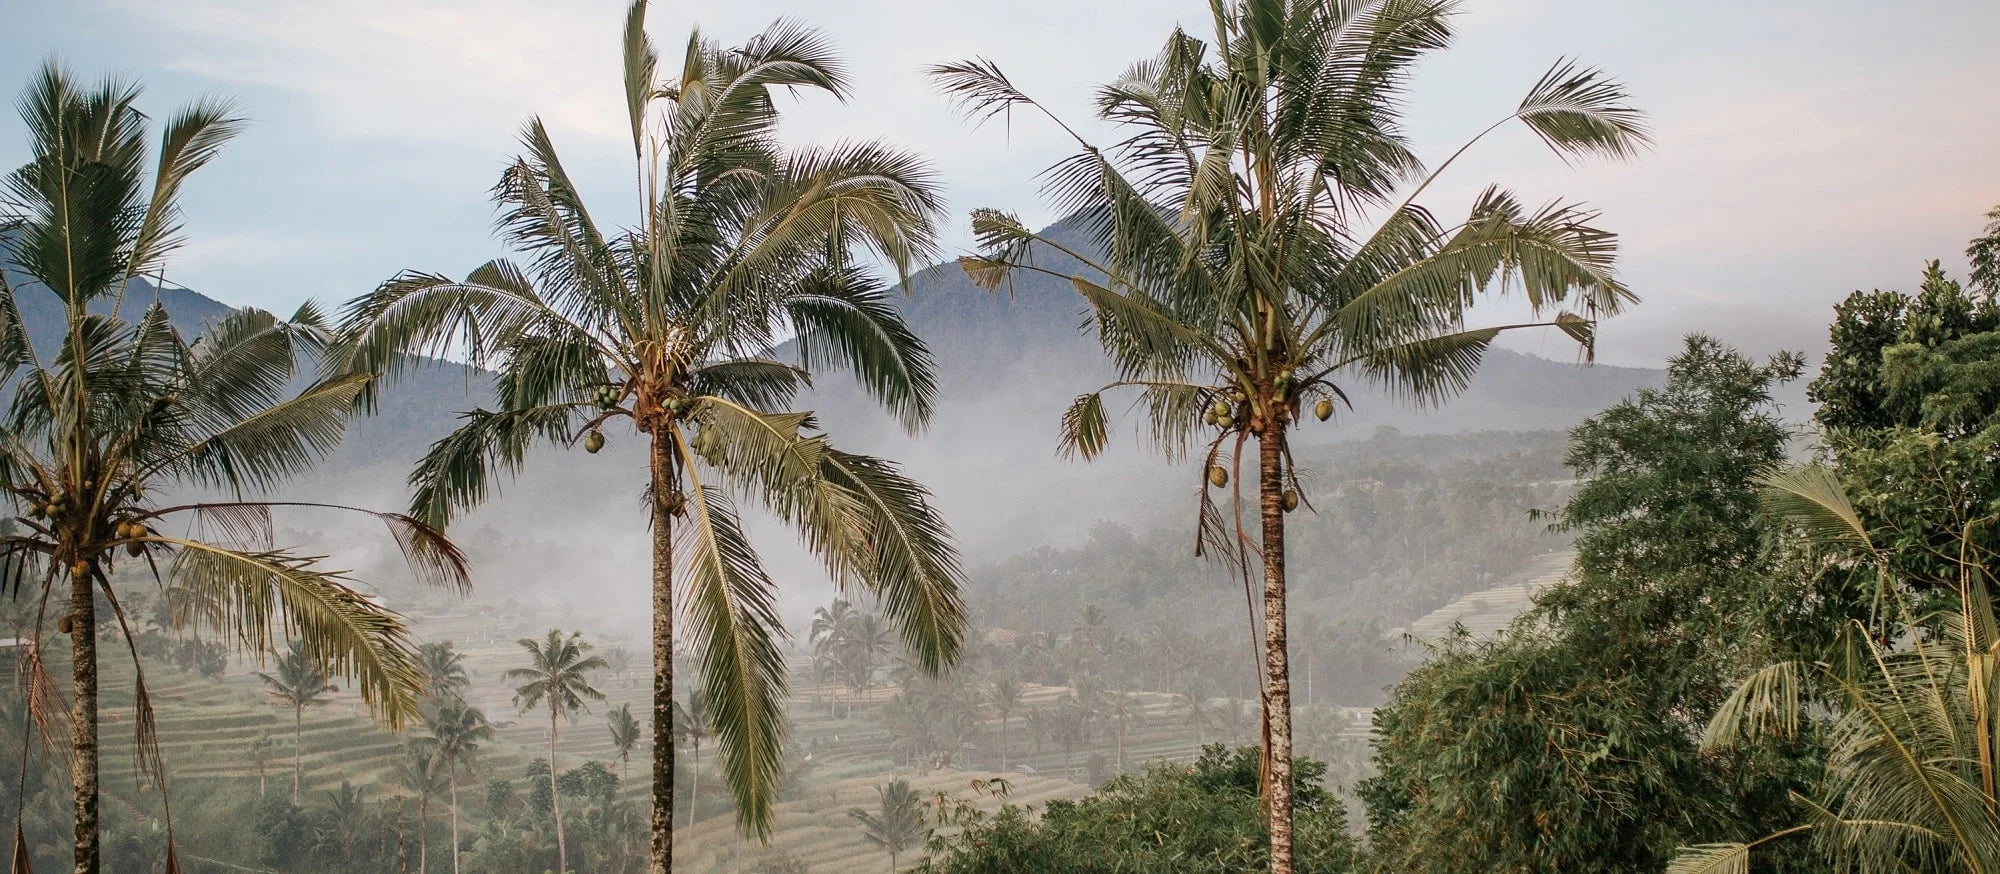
[1,219,1667,557]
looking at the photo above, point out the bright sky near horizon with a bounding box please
[2,0,1996,368]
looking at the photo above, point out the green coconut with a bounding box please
[1208,466,1229,488]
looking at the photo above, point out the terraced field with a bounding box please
[1400,551,1573,642]
[67,597,1383,872]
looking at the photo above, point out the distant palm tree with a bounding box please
[936,1,1645,867]
[607,703,641,779]
[604,646,635,683]
[836,612,896,699]
[419,641,471,704]
[258,642,338,803]
[986,674,1023,771]
[0,62,469,873]
[250,731,275,797]
[848,779,927,872]
[414,697,493,874]
[677,690,709,828]
[337,6,967,864]
[506,629,607,874]
[395,744,450,874]
[1176,678,1217,751]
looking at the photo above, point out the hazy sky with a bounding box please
[3,0,1996,367]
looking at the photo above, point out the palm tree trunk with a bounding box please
[69,567,99,874]
[418,792,429,874]
[397,797,408,874]
[1257,428,1295,874]
[1116,708,1127,774]
[293,703,303,804]
[449,772,461,874]
[648,431,677,874]
[550,709,566,873]
[686,739,700,829]
[999,715,1008,771]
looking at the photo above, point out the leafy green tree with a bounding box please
[932,1,1644,865]
[505,629,606,874]
[607,703,641,779]
[258,642,338,804]
[850,778,928,872]
[1808,246,2000,593]
[337,4,968,863]
[1360,336,1829,872]
[0,63,467,874]
[1671,468,2000,872]
[414,696,493,874]
[922,746,1353,873]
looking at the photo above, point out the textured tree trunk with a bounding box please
[649,432,677,874]
[293,704,303,804]
[1258,429,1295,874]
[999,715,1008,771]
[69,567,99,874]
[549,709,566,873]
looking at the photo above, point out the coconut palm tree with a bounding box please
[336,4,967,863]
[506,629,607,874]
[414,697,493,874]
[675,689,710,829]
[0,63,469,874]
[250,731,275,797]
[258,642,337,804]
[395,744,450,874]
[848,778,927,872]
[608,703,641,779]
[419,641,471,704]
[986,673,1023,770]
[933,1,1646,865]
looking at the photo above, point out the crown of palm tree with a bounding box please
[507,629,609,718]
[0,62,470,869]
[933,0,1646,546]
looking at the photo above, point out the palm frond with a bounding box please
[1760,466,1876,553]
[165,539,428,728]
[676,481,788,838]
[1515,58,1651,163]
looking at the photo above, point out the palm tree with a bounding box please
[810,598,856,707]
[848,779,927,872]
[1176,677,1217,750]
[336,4,968,863]
[250,730,275,797]
[676,689,710,829]
[835,611,896,699]
[505,629,607,874]
[0,63,470,874]
[1671,469,2000,872]
[395,744,450,874]
[933,2,1645,865]
[414,697,493,874]
[258,642,338,804]
[986,674,1023,770]
[608,703,641,779]
[419,641,471,704]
